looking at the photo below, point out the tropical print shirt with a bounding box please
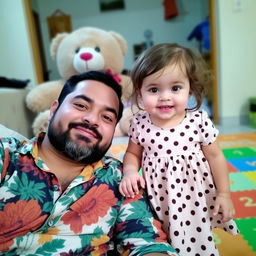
[0,134,178,256]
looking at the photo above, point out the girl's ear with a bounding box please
[136,88,141,97]
[136,94,144,109]
[136,90,142,101]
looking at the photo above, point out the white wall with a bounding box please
[0,0,37,87]
[217,0,256,124]
[32,0,208,80]
[1,0,255,126]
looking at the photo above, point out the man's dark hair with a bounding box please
[57,71,124,122]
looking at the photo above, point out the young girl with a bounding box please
[119,43,239,256]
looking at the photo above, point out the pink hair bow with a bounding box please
[104,69,121,83]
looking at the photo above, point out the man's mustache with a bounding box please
[68,122,102,140]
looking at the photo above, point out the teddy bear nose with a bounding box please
[80,52,93,61]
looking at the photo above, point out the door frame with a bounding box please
[209,0,219,124]
[23,0,44,84]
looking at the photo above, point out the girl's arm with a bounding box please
[202,140,235,222]
[119,139,145,198]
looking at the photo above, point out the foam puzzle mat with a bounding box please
[216,133,256,255]
[108,132,256,255]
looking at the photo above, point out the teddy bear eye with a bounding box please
[95,46,101,52]
[75,48,80,53]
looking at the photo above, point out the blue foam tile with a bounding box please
[228,157,256,172]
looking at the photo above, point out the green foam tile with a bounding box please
[223,147,256,159]
[235,218,256,251]
[249,147,256,152]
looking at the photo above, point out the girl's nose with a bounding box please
[159,91,171,101]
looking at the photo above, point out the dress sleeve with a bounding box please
[128,114,141,145]
[114,191,179,256]
[200,110,219,146]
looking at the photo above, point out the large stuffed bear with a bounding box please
[26,27,133,137]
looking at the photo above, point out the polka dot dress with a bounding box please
[129,110,239,256]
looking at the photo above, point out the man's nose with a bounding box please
[82,111,99,127]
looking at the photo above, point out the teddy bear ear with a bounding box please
[50,32,69,61]
[109,31,128,56]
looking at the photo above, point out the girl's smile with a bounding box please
[157,105,174,110]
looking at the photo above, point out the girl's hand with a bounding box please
[213,192,235,222]
[119,172,145,198]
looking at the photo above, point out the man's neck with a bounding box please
[39,136,85,191]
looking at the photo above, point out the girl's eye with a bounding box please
[149,87,158,93]
[172,85,181,92]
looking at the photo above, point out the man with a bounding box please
[0,71,178,255]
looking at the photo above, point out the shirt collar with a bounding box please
[19,132,104,181]
[18,132,45,156]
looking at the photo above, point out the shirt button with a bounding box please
[48,219,54,227]
[53,185,59,191]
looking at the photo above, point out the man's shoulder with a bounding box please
[0,136,32,158]
[0,136,23,150]
[101,156,123,179]
[102,156,123,169]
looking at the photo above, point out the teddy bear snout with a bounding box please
[80,52,93,61]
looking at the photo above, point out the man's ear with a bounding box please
[48,100,59,121]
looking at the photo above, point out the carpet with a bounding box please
[108,132,256,255]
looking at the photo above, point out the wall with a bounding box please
[0,0,37,87]
[32,0,208,80]
[216,0,256,124]
[1,0,255,127]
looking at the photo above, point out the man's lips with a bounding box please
[74,126,98,138]
[68,122,102,140]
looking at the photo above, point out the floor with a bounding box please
[217,124,256,135]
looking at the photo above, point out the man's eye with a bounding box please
[103,115,114,123]
[149,87,158,93]
[74,103,87,109]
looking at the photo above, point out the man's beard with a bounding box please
[47,119,112,165]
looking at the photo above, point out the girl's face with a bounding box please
[139,62,190,128]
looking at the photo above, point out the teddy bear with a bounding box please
[26,26,134,137]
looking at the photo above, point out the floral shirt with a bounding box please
[0,134,178,256]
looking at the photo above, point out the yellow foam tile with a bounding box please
[244,171,256,183]
[214,228,256,256]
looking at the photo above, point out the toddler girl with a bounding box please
[119,43,239,256]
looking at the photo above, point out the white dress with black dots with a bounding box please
[129,110,239,256]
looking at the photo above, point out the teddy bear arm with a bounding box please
[119,74,133,102]
[32,110,51,136]
[26,80,65,113]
